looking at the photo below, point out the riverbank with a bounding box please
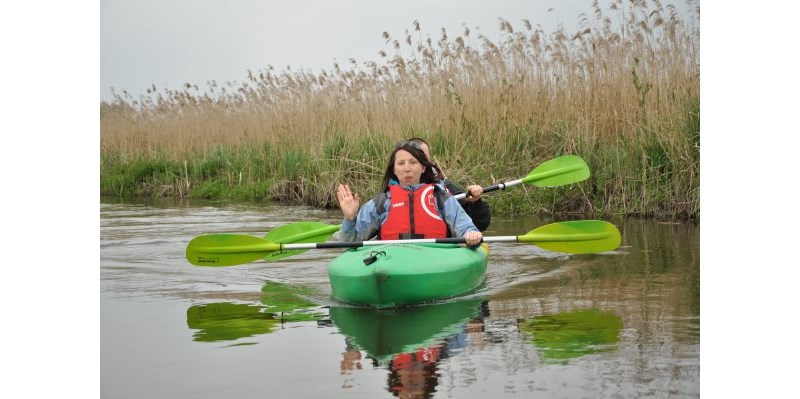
[100,1,699,220]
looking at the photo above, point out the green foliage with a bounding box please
[234,180,271,201]
[279,148,309,180]
[196,152,226,179]
[322,134,349,160]
[100,155,183,196]
[685,97,701,148]
[194,181,226,199]
[100,104,700,220]
[644,137,671,182]
[631,57,653,116]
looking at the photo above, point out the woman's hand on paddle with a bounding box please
[465,185,483,202]
[464,231,482,247]
[337,184,360,221]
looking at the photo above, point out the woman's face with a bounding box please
[393,149,426,186]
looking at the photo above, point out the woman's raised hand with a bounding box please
[337,184,361,221]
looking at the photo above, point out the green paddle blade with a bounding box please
[263,222,341,261]
[522,155,590,187]
[520,220,621,254]
[186,234,279,266]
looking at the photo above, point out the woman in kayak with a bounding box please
[336,141,483,246]
[400,137,491,232]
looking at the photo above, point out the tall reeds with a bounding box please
[101,0,700,219]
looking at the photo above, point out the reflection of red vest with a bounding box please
[392,347,441,370]
[381,184,447,240]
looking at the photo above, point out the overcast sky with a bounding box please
[100,0,692,101]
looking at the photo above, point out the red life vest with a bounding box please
[381,184,448,240]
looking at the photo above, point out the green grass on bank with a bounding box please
[101,101,699,220]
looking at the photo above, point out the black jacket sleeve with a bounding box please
[443,179,491,232]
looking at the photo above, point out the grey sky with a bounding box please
[101,0,691,102]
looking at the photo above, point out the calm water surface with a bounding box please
[100,197,699,398]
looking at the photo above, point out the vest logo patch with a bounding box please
[420,186,444,221]
[392,202,405,208]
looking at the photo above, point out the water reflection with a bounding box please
[187,303,282,342]
[517,309,622,363]
[330,299,489,398]
[186,281,326,343]
[103,199,699,398]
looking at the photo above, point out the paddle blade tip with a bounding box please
[185,234,278,267]
[522,220,621,254]
[526,155,591,187]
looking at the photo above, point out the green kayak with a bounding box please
[329,298,487,363]
[327,243,489,307]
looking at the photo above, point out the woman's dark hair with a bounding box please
[382,142,437,190]
[402,137,445,181]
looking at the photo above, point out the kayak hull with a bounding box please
[329,298,487,363]
[327,243,489,308]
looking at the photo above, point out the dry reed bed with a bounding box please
[100,0,700,219]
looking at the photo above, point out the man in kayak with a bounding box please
[336,141,482,246]
[402,137,491,232]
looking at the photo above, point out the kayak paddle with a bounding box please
[185,220,621,267]
[262,221,341,261]
[454,154,590,200]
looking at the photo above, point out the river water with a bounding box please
[100,197,699,398]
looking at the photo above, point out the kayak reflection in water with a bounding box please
[336,301,490,398]
[388,347,441,398]
[387,312,487,399]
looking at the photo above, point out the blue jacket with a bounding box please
[340,183,479,242]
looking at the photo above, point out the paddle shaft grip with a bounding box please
[453,179,523,200]
[281,236,520,251]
